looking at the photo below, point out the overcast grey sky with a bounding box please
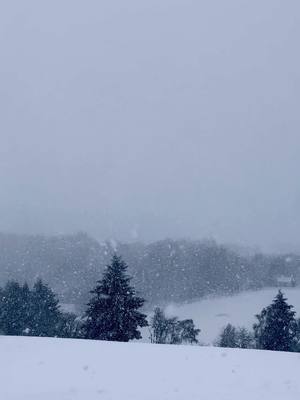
[1,1,300,251]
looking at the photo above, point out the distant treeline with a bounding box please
[0,232,299,308]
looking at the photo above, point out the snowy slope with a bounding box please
[1,336,300,400]
[162,287,300,344]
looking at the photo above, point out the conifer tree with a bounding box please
[19,282,32,335]
[295,318,300,352]
[217,324,238,348]
[29,279,61,337]
[236,327,254,349]
[84,255,148,341]
[216,324,253,349]
[0,281,31,335]
[253,290,297,352]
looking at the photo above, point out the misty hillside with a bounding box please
[1,232,299,309]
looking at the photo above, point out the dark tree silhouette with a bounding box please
[84,255,148,342]
[254,290,297,352]
[0,281,30,335]
[217,324,238,348]
[216,324,253,349]
[29,279,62,337]
[150,307,200,344]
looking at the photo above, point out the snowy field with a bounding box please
[159,287,300,344]
[1,336,300,400]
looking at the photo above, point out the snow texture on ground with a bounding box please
[1,336,300,400]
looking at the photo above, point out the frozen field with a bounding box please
[1,336,300,400]
[161,287,300,344]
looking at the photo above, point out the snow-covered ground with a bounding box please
[1,336,300,399]
[161,287,300,344]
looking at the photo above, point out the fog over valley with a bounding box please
[1,1,300,251]
[2,4,300,399]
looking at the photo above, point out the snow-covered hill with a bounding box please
[1,336,300,399]
[162,287,300,344]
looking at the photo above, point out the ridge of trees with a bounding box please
[1,232,299,308]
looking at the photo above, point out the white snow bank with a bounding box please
[1,336,300,399]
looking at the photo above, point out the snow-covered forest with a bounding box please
[1,232,299,308]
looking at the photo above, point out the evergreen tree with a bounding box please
[29,279,61,337]
[295,318,300,352]
[253,290,297,352]
[84,255,148,341]
[216,324,254,349]
[0,286,2,333]
[0,281,30,335]
[236,327,254,349]
[19,282,32,335]
[217,324,238,348]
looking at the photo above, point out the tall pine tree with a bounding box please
[0,281,24,336]
[84,255,148,341]
[0,281,28,335]
[29,279,61,337]
[253,290,297,352]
